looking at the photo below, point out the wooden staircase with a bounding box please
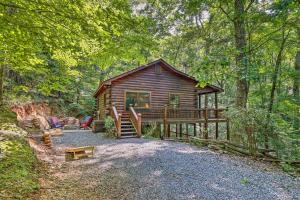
[111,104,142,139]
[120,113,137,138]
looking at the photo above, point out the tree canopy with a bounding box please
[0,0,299,160]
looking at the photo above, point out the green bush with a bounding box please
[226,107,300,162]
[66,103,87,118]
[0,107,17,124]
[142,122,161,139]
[104,116,116,137]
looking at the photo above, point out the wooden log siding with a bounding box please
[111,64,197,112]
[98,93,105,120]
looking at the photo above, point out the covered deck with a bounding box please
[115,85,230,140]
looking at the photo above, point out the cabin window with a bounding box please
[169,93,180,108]
[155,64,161,74]
[125,91,150,110]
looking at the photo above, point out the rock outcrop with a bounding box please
[11,102,52,130]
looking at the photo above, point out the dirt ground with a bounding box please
[29,130,300,200]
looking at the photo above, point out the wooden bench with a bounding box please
[65,146,95,161]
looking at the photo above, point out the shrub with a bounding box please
[0,107,17,124]
[66,103,86,118]
[226,107,300,161]
[142,122,161,139]
[104,116,116,137]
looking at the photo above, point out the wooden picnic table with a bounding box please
[65,146,95,160]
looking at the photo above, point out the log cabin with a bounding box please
[94,59,228,139]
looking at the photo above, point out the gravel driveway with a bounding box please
[39,130,300,200]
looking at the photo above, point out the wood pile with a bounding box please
[43,133,52,148]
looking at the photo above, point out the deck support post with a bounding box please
[163,105,168,139]
[179,123,182,138]
[193,123,196,136]
[215,93,219,139]
[204,94,208,139]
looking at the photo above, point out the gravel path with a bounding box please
[39,130,300,200]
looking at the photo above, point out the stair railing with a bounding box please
[111,103,122,138]
[129,105,142,138]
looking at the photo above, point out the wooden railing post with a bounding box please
[117,113,122,138]
[111,103,122,139]
[204,95,208,139]
[111,102,115,116]
[215,93,219,139]
[129,105,142,138]
[137,113,142,138]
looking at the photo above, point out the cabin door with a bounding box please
[125,92,136,111]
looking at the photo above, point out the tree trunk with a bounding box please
[268,30,289,114]
[234,0,248,108]
[0,65,4,107]
[265,29,289,149]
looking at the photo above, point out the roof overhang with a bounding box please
[197,85,224,95]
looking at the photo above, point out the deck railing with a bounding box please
[135,107,226,121]
[134,108,164,120]
[129,106,142,137]
[111,104,122,138]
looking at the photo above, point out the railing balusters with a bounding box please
[134,107,226,121]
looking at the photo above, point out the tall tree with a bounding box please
[233,0,249,108]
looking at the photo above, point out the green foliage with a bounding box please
[104,116,116,138]
[0,138,39,199]
[0,107,17,124]
[226,108,270,146]
[142,123,160,139]
[227,107,300,161]
[240,177,250,186]
[0,0,298,165]
[281,163,300,175]
[66,103,87,118]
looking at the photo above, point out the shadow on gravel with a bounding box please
[47,131,300,200]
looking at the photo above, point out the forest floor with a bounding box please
[32,130,300,200]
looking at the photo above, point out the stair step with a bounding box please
[122,127,135,130]
[121,129,135,132]
[121,125,134,127]
[121,122,132,125]
[121,133,136,137]
[120,135,137,139]
[121,131,136,134]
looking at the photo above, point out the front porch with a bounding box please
[110,91,230,140]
